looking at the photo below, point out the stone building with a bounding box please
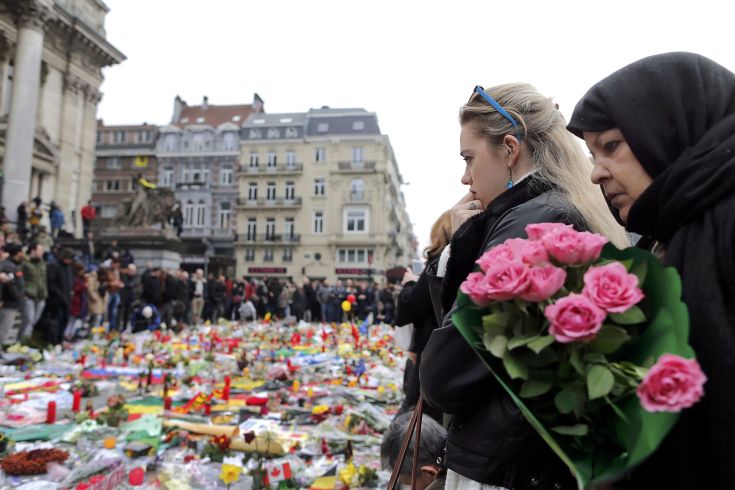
[92,120,158,228]
[156,94,264,274]
[0,0,124,232]
[236,107,416,283]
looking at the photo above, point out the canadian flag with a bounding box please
[263,462,293,485]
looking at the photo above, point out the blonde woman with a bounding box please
[419,84,627,490]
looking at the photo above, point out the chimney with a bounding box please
[172,95,186,123]
[252,93,264,113]
[202,96,209,110]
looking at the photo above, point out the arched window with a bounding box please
[184,200,194,226]
[195,200,206,227]
[350,178,365,201]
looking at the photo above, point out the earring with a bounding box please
[506,168,514,189]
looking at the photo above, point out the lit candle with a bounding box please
[164,397,172,411]
[204,402,211,416]
[223,376,231,402]
[46,401,56,424]
[72,390,82,413]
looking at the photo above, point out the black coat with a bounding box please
[420,180,584,488]
[46,261,72,308]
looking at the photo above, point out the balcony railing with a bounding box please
[337,161,376,172]
[241,163,303,174]
[237,233,301,244]
[236,196,303,208]
[176,181,210,190]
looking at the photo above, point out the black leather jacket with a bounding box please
[420,179,585,489]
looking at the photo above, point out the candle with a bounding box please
[204,402,211,416]
[72,390,82,412]
[223,376,231,402]
[164,397,172,411]
[46,401,56,424]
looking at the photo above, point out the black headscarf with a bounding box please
[568,52,735,488]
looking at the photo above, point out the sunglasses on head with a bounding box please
[473,85,523,143]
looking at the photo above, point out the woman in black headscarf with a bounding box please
[568,52,735,489]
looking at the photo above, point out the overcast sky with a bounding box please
[97,0,735,256]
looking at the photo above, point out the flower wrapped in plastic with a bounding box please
[452,223,705,488]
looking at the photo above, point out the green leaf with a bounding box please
[514,298,530,315]
[520,379,553,398]
[527,335,555,354]
[569,347,585,375]
[483,333,507,359]
[551,424,589,436]
[630,259,648,285]
[589,325,631,354]
[609,305,646,325]
[605,396,629,423]
[619,259,634,271]
[508,334,539,351]
[502,351,528,380]
[587,365,615,400]
[482,312,511,330]
[554,385,585,414]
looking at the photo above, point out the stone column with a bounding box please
[1,0,53,223]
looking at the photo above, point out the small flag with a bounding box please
[134,156,149,167]
[263,462,292,484]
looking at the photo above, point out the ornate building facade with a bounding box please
[236,107,417,283]
[0,0,124,232]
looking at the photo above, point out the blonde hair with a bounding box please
[424,209,452,260]
[460,83,628,248]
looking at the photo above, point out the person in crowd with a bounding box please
[381,412,447,490]
[49,202,65,239]
[304,278,318,322]
[131,304,160,333]
[80,200,96,237]
[120,263,140,332]
[82,231,96,266]
[0,244,25,346]
[208,274,226,322]
[567,52,735,489]
[161,269,187,330]
[85,265,104,331]
[316,280,330,324]
[35,226,54,260]
[16,202,28,242]
[190,268,206,325]
[179,270,193,324]
[379,284,396,325]
[20,243,47,341]
[419,83,628,489]
[141,266,162,308]
[102,240,122,262]
[28,197,43,238]
[396,210,452,423]
[44,248,75,345]
[277,281,290,319]
[170,202,184,237]
[103,259,124,332]
[64,262,88,340]
[291,281,307,321]
[239,297,256,322]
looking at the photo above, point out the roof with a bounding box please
[243,113,307,127]
[176,103,260,128]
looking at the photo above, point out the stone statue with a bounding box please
[114,176,177,229]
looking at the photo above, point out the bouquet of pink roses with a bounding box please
[452,223,705,489]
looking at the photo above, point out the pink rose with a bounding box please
[544,293,606,343]
[583,262,645,313]
[542,228,609,265]
[637,354,707,412]
[521,265,567,302]
[460,272,492,307]
[526,222,574,241]
[476,239,549,271]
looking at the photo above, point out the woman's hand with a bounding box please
[451,192,483,233]
[401,270,418,285]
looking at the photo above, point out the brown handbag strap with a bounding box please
[388,398,425,490]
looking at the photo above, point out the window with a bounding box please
[105,180,121,191]
[283,248,293,262]
[114,130,126,143]
[352,120,365,131]
[265,218,276,240]
[106,157,121,169]
[286,150,296,167]
[248,129,261,139]
[350,178,365,201]
[267,151,277,167]
[137,131,151,143]
[100,205,117,218]
[314,178,325,196]
[220,166,233,186]
[313,211,324,234]
[352,146,364,163]
[315,147,326,162]
[161,166,174,187]
[267,128,280,139]
[184,200,194,226]
[284,217,295,239]
[345,207,368,233]
[284,181,295,200]
[164,134,177,152]
[264,248,274,262]
[337,248,374,264]
[317,122,329,133]
[181,166,191,183]
[246,218,257,240]
[249,152,259,167]
[191,164,209,183]
[285,127,298,138]
[222,132,238,151]
[195,200,207,227]
[96,131,103,144]
[192,133,204,151]
[266,182,276,200]
[244,248,255,261]
[218,202,232,229]
[248,182,258,200]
